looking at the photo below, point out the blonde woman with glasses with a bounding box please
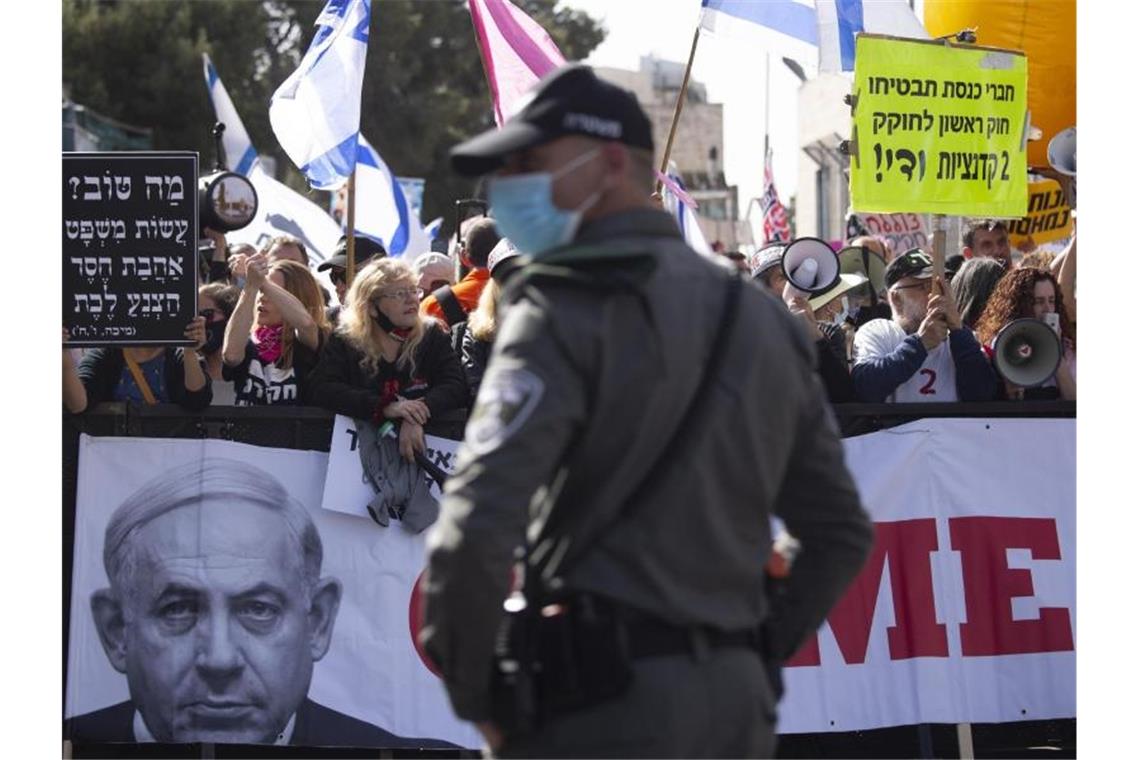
[310,259,469,462]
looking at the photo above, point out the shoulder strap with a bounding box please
[534,271,744,584]
[432,284,467,327]
[123,352,158,405]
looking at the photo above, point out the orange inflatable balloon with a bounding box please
[924,0,1075,169]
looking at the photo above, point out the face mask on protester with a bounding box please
[487,148,604,256]
[202,318,227,354]
[832,296,851,327]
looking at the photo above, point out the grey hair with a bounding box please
[103,457,323,595]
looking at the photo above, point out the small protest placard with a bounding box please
[63,152,198,346]
[1008,178,1072,247]
[321,414,461,521]
[850,35,1028,218]
[846,212,929,257]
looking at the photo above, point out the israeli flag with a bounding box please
[661,163,713,257]
[424,217,443,241]
[699,0,927,73]
[202,54,260,176]
[269,0,371,190]
[353,135,432,258]
[202,54,343,264]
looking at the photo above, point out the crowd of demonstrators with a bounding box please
[63,317,212,413]
[421,217,500,329]
[222,253,330,406]
[973,267,1076,401]
[197,282,241,405]
[950,257,1007,330]
[851,250,998,403]
[460,238,522,402]
[308,258,468,463]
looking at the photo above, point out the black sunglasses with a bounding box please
[198,308,222,321]
[329,269,347,285]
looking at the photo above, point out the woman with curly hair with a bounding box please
[309,258,468,462]
[222,254,330,406]
[973,267,1076,400]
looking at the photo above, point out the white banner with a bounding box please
[320,414,461,519]
[779,417,1075,733]
[65,417,1074,745]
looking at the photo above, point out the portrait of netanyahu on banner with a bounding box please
[65,457,423,748]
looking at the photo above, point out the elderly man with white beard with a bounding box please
[851,249,997,403]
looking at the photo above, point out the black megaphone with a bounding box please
[781,237,841,296]
[992,318,1062,388]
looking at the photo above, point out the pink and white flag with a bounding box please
[468,0,566,126]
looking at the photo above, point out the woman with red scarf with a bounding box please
[309,258,468,463]
[222,253,330,406]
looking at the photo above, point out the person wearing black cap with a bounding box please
[420,64,873,758]
[316,234,387,323]
[851,249,998,403]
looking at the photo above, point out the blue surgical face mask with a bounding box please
[487,148,603,256]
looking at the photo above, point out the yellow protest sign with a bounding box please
[850,34,1028,218]
[1008,179,1072,246]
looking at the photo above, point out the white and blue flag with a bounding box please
[202,54,260,176]
[269,0,371,190]
[661,162,713,257]
[699,0,928,73]
[202,54,343,265]
[424,217,444,242]
[353,135,432,257]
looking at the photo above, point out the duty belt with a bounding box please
[623,616,761,661]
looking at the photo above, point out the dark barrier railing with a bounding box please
[62,403,1076,759]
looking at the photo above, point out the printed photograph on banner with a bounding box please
[850,35,1029,218]
[64,434,480,750]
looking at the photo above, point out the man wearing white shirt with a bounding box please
[852,250,997,403]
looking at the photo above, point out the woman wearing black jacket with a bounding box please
[309,258,468,462]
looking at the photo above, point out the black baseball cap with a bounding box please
[884,249,934,289]
[317,234,387,271]
[451,64,655,177]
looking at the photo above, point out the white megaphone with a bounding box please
[1047,127,1076,176]
[992,318,1062,388]
[781,237,841,297]
[1048,126,1077,209]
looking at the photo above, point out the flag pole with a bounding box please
[655,25,702,195]
[345,169,357,287]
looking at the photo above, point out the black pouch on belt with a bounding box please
[536,593,633,718]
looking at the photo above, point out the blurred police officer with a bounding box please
[420,64,873,758]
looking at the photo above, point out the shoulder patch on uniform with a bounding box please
[465,367,545,456]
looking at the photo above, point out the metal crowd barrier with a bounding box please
[62,402,1076,759]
